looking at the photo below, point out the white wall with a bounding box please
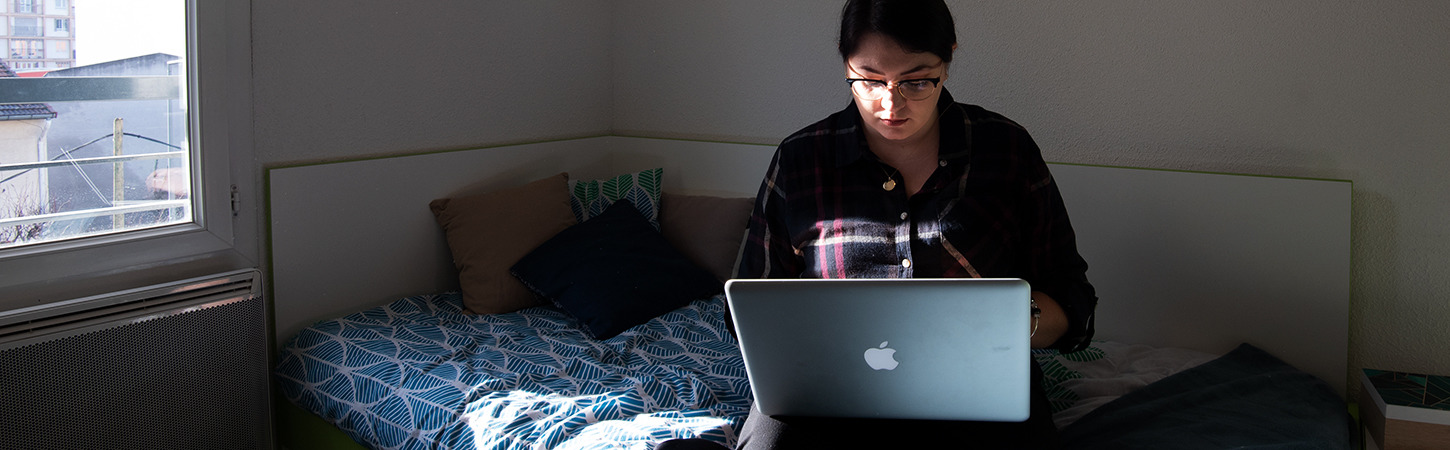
[251,0,614,166]
[612,1,843,142]
[252,1,1450,380]
[611,0,1450,380]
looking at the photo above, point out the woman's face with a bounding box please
[845,33,948,144]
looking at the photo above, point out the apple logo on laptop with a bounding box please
[864,341,899,370]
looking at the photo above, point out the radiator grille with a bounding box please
[0,270,271,450]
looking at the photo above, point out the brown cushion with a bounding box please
[428,173,576,314]
[659,193,755,282]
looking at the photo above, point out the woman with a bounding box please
[664,1,1097,448]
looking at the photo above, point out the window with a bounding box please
[0,0,254,309]
[12,17,41,37]
[54,18,69,32]
[16,0,35,14]
[53,0,67,9]
[48,38,67,58]
[8,39,42,58]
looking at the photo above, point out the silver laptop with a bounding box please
[725,278,1032,422]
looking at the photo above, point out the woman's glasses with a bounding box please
[845,77,941,101]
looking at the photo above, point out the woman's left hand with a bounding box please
[1029,291,1068,349]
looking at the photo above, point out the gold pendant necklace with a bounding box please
[880,165,899,191]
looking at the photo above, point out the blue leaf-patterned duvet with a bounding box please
[274,292,752,450]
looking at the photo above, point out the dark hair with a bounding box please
[838,0,957,63]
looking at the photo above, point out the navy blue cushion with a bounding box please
[511,200,724,339]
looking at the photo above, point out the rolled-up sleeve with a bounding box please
[1020,143,1098,353]
[735,149,803,280]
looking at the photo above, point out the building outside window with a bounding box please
[2,0,75,69]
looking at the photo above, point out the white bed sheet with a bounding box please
[1037,340,1220,429]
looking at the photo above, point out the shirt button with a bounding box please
[901,259,912,268]
[900,212,908,220]
[939,160,948,167]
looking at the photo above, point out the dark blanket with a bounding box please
[1061,343,1353,450]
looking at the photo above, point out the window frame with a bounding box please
[0,0,254,310]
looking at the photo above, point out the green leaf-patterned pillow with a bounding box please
[569,168,663,229]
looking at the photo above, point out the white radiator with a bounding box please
[0,269,272,450]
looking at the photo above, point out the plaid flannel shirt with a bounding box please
[735,90,1097,352]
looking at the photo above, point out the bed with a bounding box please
[267,136,1354,449]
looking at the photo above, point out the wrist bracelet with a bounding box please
[1029,298,1042,338]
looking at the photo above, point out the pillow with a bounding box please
[511,200,723,340]
[428,173,577,315]
[570,168,663,228]
[659,193,755,282]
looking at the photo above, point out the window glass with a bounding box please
[49,39,68,60]
[1,0,187,249]
[12,17,41,37]
[8,39,42,58]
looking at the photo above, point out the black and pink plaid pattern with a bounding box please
[735,90,1098,352]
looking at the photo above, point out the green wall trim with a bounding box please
[608,132,778,148]
[262,134,1353,186]
[1046,161,1352,184]
[263,133,611,173]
